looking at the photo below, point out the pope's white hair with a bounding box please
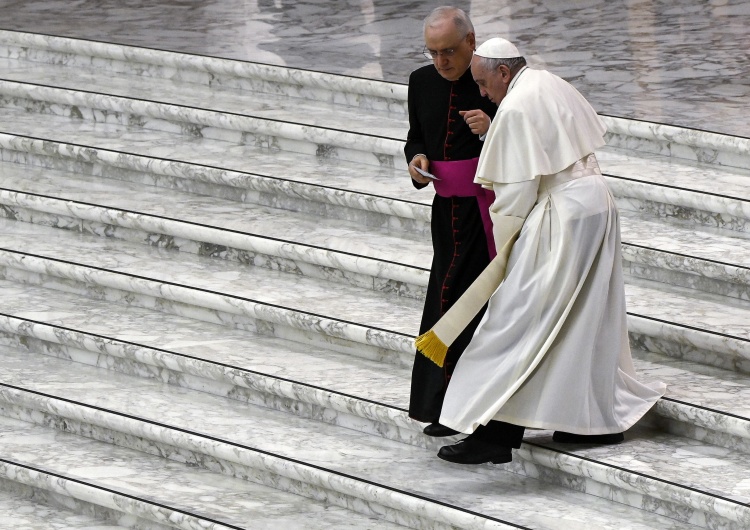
[475,55,526,73]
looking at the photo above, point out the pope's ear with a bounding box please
[497,64,512,81]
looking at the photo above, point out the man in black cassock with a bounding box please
[405,6,497,437]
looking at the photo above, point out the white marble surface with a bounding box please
[0,278,414,425]
[0,1,748,138]
[1,275,749,446]
[0,348,703,529]
[0,217,421,335]
[0,482,130,529]
[3,78,750,214]
[0,160,432,271]
[7,156,750,298]
[0,416,403,530]
[0,106,425,205]
[0,55,407,139]
[5,210,750,377]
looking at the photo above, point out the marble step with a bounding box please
[0,131,432,243]
[3,87,750,241]
[0,158,431,298]
[0,29,410,117]
[0,56,406,140]
[5,155,750,305]
[0,345,720,529]
[0,416,404,530]
[0,217,418,366]
[4,156,750,329]
[3,130,750,304]
[0,104,427,212]
[2,214,750,376]
[0,78,407,171]
[0,479,129,530]
[4,74,750,213]
[1,277,748,456]
[1,29,748,174]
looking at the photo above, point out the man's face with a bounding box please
[471,59,510,105]
[424,19,475,82]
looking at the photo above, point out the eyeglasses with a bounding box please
[422,34,469,61]
[423,46,459,61]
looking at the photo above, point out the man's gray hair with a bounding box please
[476,56,527,74]
[423,6,474,36]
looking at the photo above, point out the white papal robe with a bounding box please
[439,67,665,435]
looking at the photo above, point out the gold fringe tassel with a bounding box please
[415,329,448,368]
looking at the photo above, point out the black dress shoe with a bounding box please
[423,422,460,437]
[437,437,512,465]
[552,431,624,444]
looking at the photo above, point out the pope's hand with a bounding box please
[459,109,490,136]
[409,154,432,184]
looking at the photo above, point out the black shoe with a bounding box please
[423,422,460,437]
[437,437,512,465]
[552,431,624,444]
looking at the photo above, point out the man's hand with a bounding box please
[459,109,491,136]
[409,154,432,184]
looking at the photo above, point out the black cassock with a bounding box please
[404,64,498,423]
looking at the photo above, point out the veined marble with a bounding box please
[0,479,132,529]
[0,30,409,114]
[0,281,418,433]
[0,54,407,139]
[0,217,421,336]
[0,417,405,530]
[0,80,407,170]
[0,352,707,529]
[0,0,748,139]
[0,165,431,295]
[0,108,426,208]
[2,277,750,451]
[0,461,230,530]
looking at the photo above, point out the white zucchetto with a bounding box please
[474,38,520,59]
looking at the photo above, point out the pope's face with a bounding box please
[471,59,510,105]
[424,20,475,82]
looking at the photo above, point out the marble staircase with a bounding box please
[1,30,750,529]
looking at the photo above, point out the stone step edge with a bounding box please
[0,130,429,226]
[4,132,750,280]
[518,440,749,526]
[11,129,750,229]
[5,328,750,528]
[3,247,750,371]
[5,186,750,298]
[0,457,238,530]
[601,115,750,169]
[0,29,409,107]
[2,30,749,168]
[0,383,522,530]
[3,378,749,528]
[606,174,750,224]
[0,248,416,357]
[0,312,418,435]
[0,78,406,163]
[4,311,749,449]
[628,312,750,372]
[0,187,429,290]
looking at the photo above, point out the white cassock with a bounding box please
[439,67,666,435]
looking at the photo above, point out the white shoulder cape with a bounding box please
[475,68,607,186]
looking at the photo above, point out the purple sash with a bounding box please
[431,158,496,259]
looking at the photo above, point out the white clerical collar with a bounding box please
[507,66,528,94]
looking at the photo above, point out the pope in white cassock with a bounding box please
[418,38,667,465]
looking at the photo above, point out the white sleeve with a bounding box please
[489,177,540,253]
[490,177,540,219]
